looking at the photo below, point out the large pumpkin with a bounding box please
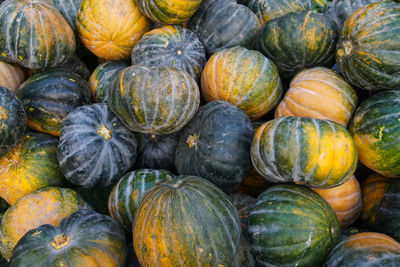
[201,46,283,120]
[275,67,357,126]
[76,0,151,60]
[0,0,75,69]
[0,61,25,94]
[133,176,241,266]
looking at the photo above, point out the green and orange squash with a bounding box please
[48,0,81,33]
[49,54,90,80]
[0,61,25,94]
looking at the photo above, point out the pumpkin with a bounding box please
[0,187,90,260]
[131,25,206,82]
[275,67,357,126]
[248,184,340,266]
[109,65,200,135]
[252,117,358,188]
[313,176,362,228]
[229,192,255,235]
[257,11,338,78]
[58,103,138,188]
[108,169,173,232]
[16,69,90,136]
[336,1,400,91]
[236,167,272,197]
[0,0,75,69]
[0,61,25,94]
[76,0,151,60]
[75,185,113,215]
[349,90,400,177]
[133,176,241,266]
[189,0,260,54]
[176,101,254,192]
[323,232,400,266]
[201,46,283,120]
[0,86,26,158]
[88,61,129,103]
[48,0,81,33]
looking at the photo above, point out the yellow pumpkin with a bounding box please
[0,61,25,94]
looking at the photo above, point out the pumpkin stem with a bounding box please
[187,134,198,148]
[0,106,8,120]
[342,41,353,56]
[51,234,70,250]
[97,124,112,140]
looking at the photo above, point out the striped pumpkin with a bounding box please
[109,65,200,135]
[275,67,357,126]
[0,61,25,94]
[201,46,283,121]
[251,117,358,188]
[49,0,81,33]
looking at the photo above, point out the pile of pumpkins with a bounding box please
[0,0,400,266]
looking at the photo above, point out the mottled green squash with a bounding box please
[49,0,81,33]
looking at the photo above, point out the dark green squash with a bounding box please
[49,0,81,33]
[74,185,113,215]
[50,54,90,80]
[248,184,340,266]
[58,103,138,188]
[9,209,127,267]
[176,101,254,192]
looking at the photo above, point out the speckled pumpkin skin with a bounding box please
[49,0,81,33]
[0,61,25,94]
[0,0,75,69]
[0,187,90,260]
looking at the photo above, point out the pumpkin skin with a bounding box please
[275,67,357,126]
[108,169,174,232]
[0,187,90,260]
[76,0,151,60]
[49,0,81,33]
[0,0,75,69]
[349,91,400,177]
[248,184,340,266]
[88,61,129,103]
[133,176,241,267]
[75,185,113,215]
[189,0,260,54]
[251,117,358,188]
[58,103,138,188]
[236,167,272,197]
[234,236,256,267]
[336,1,400,91]
[201,46,283,121]
[109,65,200,135]
[176,101,254,192]
[313,176,362,228]
[323,232,400,266]
[257,11,338,78]
[131,25,206,82]
[16,69,90,136]
[50,54,90,80]
[0,61,25,94]
[0,86,26,158]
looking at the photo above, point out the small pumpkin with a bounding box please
[0,61,25,94]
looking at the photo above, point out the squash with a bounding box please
[58,103,138,188]
[313,176,362,228]
[233,236,256,267]
[0,0,75,69]
[0,61,25,94]
[133,176,241,266]
[108,169,173,232]
[109,65,200,135]
[74,185,113,215]
[323,232,400,266]
[201,46,283,120]
[76,0,151,60]
[229,192,255,235]
[257,11,338,78]
[176,101,254,192]
[131,25,206,82]
[16,69,90,136]
[0,187,90,260]
[48,0,81,33]
[275,67,357,127]
[248,184,340,266]
[236,167,271,197]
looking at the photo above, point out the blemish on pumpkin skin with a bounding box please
[378,126,385,140]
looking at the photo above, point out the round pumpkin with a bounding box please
[109,65,200,135]
[257,11,338,78]
[108,169,173,232]
[323,232,400,266]
[349,90,400,177]
[131,25,206,82]
[58,103,138,188]
[49,54,90,80]
[9,209,126,267]
[248,184,340,266]
[0,61,25,94]
[0,187,90,260]
[0,0,75,69]
[201,46,283,120]
[76,0,151,60]
[275,67,357,126]
[251,117,358,188]
[133,176,241,266]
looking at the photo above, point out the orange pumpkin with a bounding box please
[0,61,25,94]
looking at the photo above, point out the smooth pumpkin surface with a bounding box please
[76,0,151,60]
[133,176,241,267]
[251,117,358,188]
[0,187,90,260]
[248,184,340,266]
[201,46,283,120]
[0,61,25,94]
[275,67,357,126]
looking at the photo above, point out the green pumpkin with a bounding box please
[49,0,81,33]
[74,185,113,215]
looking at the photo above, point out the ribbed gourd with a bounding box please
[0,61,25,94]
[48,0,81,33]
